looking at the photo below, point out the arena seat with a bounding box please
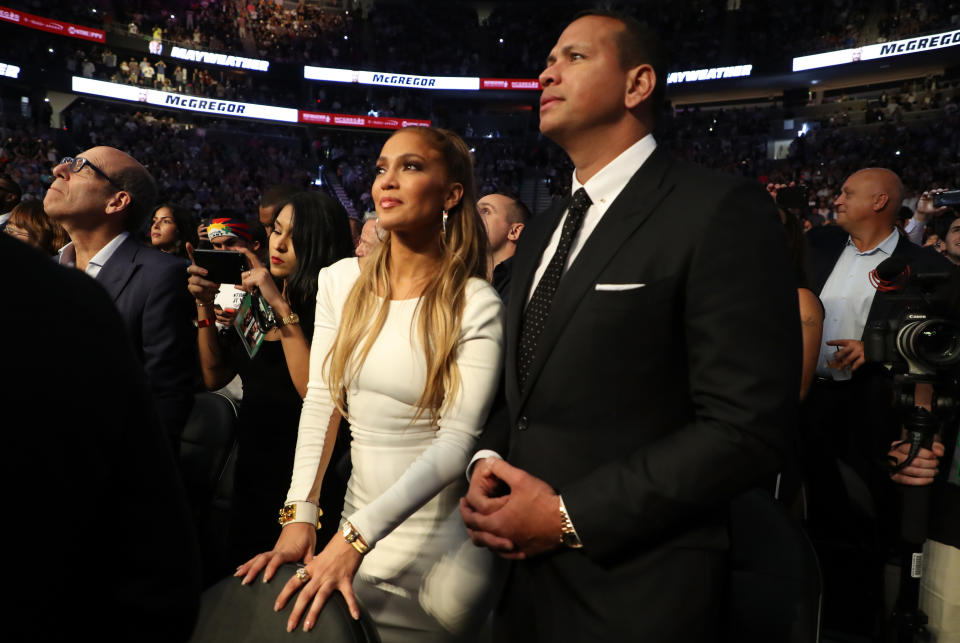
[725,487,823,643]
[189,564,381,643]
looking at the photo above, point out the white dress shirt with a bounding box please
[57,230,130,279]
[816,228,900,380]
[527,134,658,303]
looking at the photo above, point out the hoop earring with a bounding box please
[441,209,448,235]
[375,217,387,241]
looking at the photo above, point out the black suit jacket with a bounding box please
[1,235,200,640]
[96,235,196,447]
[486,148,801,641]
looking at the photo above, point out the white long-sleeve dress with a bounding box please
[285,258,504,642]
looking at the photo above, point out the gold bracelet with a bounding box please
[277,502,322,530]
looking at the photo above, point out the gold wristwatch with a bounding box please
[342,520,371,554]
[279,312,300,327]
[559,496,583,549]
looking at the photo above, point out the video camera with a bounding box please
[863,256,960,377]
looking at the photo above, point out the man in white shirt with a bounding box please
[460,11,798,641]
[45,147,195,451]
[803,167,952,635]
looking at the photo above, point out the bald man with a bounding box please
[803,167,951,634]
[45,147,195,451]
[477,192,528,297]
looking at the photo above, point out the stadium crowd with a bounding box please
[2,4,959,643]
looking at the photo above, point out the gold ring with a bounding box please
[296,567,310,583]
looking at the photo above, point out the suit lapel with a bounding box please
[512,148,677,415]
[96,236,140,303]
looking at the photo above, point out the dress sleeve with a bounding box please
[348,283,505,546]
[285,263,342,504]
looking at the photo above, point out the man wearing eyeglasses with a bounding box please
[45,147,195,452]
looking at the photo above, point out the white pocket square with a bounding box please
[594,283,646,291]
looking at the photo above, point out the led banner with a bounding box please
[0,5,104,43]
[71,77,298,123]
[169,46,270,72]
[0,61,20,78]
[71,77,428,129]
[305,66,541,92]
[299,110,430,129]
[479,78,541,90]
[666,65,753,84]
[793,28,960,71]
[305,65,480,90]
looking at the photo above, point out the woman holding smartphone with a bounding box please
[187,192,354,564]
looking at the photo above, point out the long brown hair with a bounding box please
[325,127,488,423]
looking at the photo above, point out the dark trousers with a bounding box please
[800,373,900,638]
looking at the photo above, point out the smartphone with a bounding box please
[776,186,809,211]
[933,189,960,208]
[193,249,246,284]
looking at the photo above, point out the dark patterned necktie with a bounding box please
[518,187,592,390]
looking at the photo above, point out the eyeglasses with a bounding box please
[58,157,124,191]
[4,224,32,241]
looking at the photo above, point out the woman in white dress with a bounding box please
[237,127,504,642]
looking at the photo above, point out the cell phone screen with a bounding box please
[193,249,246,284]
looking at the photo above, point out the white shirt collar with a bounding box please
[58,230,130,279]
[571,133,657,215]
[845,227,900,256]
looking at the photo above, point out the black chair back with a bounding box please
[726,488,822,643]
[179,391,240,584]
[189,564,381,643]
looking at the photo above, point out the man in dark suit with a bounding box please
[460,12,800,641]
[478,191,529,298]
[44,147,195,450]
[0,233,200,641]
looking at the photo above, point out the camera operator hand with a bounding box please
[826,339,865,372]
[915,189,949,222]
[888,438,945,486]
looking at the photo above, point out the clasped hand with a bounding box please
[459,457,564,560]
[235,523,363,632]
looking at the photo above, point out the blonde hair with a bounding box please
[325,127,488,423]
